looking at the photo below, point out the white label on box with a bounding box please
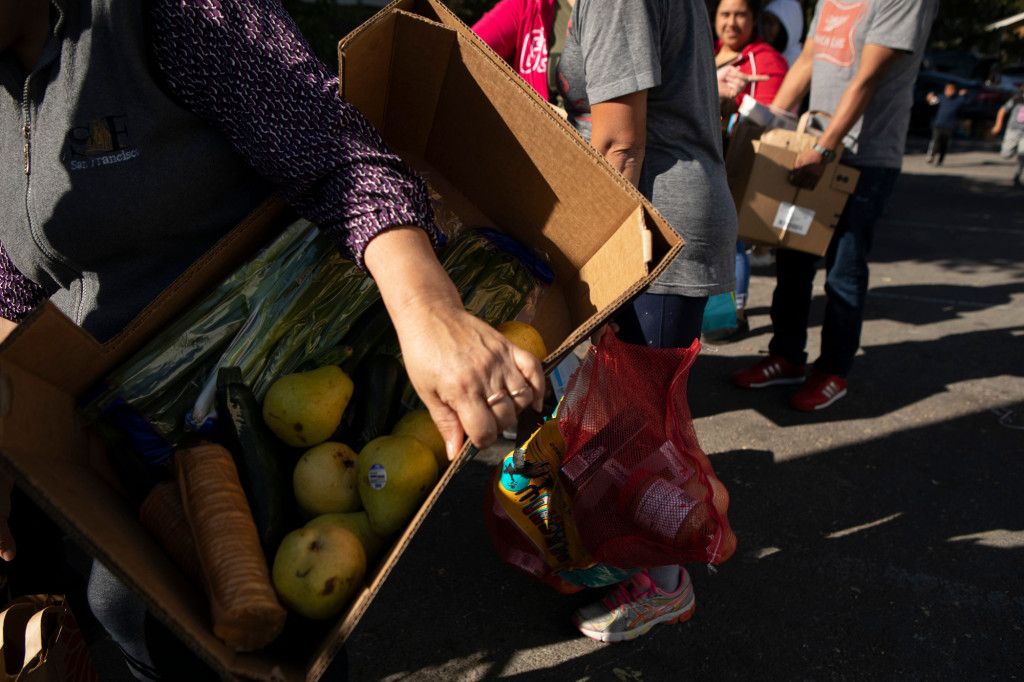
[772,202,815,236]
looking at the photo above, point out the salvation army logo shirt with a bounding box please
[813,0,868,67]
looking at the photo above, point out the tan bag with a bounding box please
[728,111,861,256]
[0,595,98,682]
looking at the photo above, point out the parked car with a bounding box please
[996,64,1024,92]
[909,70,1014,135]
[921,50,999,82]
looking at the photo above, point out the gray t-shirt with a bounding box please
[556,0,736,297]
[807,0,938,168]
[1002,94,1024,132]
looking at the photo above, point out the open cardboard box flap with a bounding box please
[0,1,681,680]
[339,2,680,366]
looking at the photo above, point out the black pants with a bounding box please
[929,125,954,163]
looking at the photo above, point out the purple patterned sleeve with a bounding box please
[0,242,52,323]
[148,0,439,268]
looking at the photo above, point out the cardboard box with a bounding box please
[0,1,681,680]
[727,119,860,256]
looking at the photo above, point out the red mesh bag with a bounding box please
[557,330,736,569]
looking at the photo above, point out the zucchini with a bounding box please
[332,353,405,451]
[215,366,294,558]
[354,353,406,451]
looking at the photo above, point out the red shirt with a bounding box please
[473,0,556,102]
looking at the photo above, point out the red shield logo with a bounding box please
[814,0,868,67]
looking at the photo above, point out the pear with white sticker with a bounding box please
[357,434,439,536]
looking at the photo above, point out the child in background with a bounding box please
[926,82,969,166]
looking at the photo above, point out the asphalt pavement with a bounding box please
[345,133,1024,682]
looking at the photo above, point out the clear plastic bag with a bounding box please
[83,221,553,464]
[82,219,380,463]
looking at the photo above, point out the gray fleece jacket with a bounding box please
[0,0,271,343]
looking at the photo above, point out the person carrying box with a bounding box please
[732,0,939,411]
[0,0,545,679]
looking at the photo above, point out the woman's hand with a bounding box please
[717,65,768,101]
[391,299,544,459]
[363,227,544,461]
[717,65,747,100]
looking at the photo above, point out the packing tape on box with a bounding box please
[772,202,815,237]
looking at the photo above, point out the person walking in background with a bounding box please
[556,0,736,642]
[926,82,968,166]
[733,0,938,411]
[472,0,573,107]
[760,0,805,67]
[991,84,1024,187]
[711,0,789,342]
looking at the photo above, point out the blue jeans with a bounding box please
[735,240,750,311]
[615,291,706,405]
[768,166,900,378]
[615,292,707,350]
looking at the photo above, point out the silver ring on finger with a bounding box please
[486,390,506,406]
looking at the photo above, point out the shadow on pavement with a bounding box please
[865,283,1024,323]
[690,320,1022,427]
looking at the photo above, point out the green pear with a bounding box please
[357,435,439,537]
[305,511,388,566]
[390,409,448,471]
[263,365,353,447]
[293,442,361,519]
[271,525,366,620]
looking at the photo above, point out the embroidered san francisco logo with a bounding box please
[65,115,140,171]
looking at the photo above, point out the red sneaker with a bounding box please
[733,355,806,388]
[790,370,847,411]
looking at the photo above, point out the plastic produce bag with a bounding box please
[83,221,552,464]
[441,227,553,323]
[82,219,381,463]
[557,330,736,569]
